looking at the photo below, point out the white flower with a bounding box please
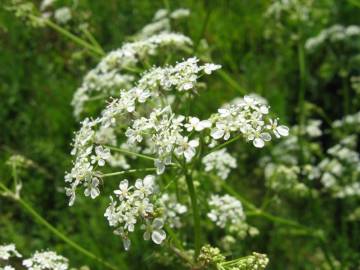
[211,122,232,140]
[91,146,111,166]
[114,179,133,200]
[184,117,211,132]
[202,63,222,74]
[266,119,289,138]
[134,175,155,199]
[175,137,199,162]
[84,177,100,199]
[170,8,190,19]
[54,7,72,24]
[142,218,166,244]
[252,132,272,148]
[135,198,154,217]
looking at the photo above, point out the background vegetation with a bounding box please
[0,0,359,269]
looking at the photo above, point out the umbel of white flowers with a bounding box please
[0,244,69,270]
[65,55,288,251]
[72,7,192,119]
[104,175,167,250]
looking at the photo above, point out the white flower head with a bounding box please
[22,251,69,270]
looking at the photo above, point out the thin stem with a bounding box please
[207,134,242,155]
[11,164,18,193]
[217,177,321,237]
[343,76,350,115]
[217,70,246,95]
[105,145,156,161]
[30,15,105,57]
[101,168,156,178]
[184,171,201,258]
[319,238,336,270]
[82,28,105,54]
[165,225,184,251]
[0,182,121,270]
[297,42,306,166]
[194,7,212,52]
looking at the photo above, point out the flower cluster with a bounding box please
[125,106,201,174]
[319,136,360,198]
[202,149,237,180]
[333,111,360,132]
[0,244,21,260]
[207,194,255,238]
[72,12,193,118]
[136,8,190,39]
[137,57,221,93]
[22,251,69,270]
[265,0,313,23]
[264,163,310,196]
[66,57,223,205]
[158,193,187,228]
[305,24,360,51]
[104,175,166,250]
[0,244,72,270]
[210,95,289,148]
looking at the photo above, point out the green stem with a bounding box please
[319,238,336,270]
[194,7,212,52]
[0,182,121,270]
[82,28,105,54]
[343,76,350,115]
[297,42,306,166]
[165,225,184,251]
[217,178,321,237]
[30,15,105,57]
[217,70,246,95]
[184,172,201,258]
[11,164,18,193]
[101,168,156,178]
[105,145,156,161]
[207,134,242,155]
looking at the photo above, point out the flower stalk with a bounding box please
[184,171,202,258]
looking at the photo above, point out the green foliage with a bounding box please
[0,0,359,269]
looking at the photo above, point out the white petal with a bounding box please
[98,159,105,166]
[123,239,131,251]
[189,139,199,147]
[143,231,151,241]
[152,229,166,244]
[211,129,224,139]
[135,179,143,189]
[91,188,100,199]
[143,175,154,187]
[253,138,265,148]
[153,218,164,229]
[260,132,272,142]
[277,125,289,136]
[120,180,128,190]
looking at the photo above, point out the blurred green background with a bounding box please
[0,0,359,269]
